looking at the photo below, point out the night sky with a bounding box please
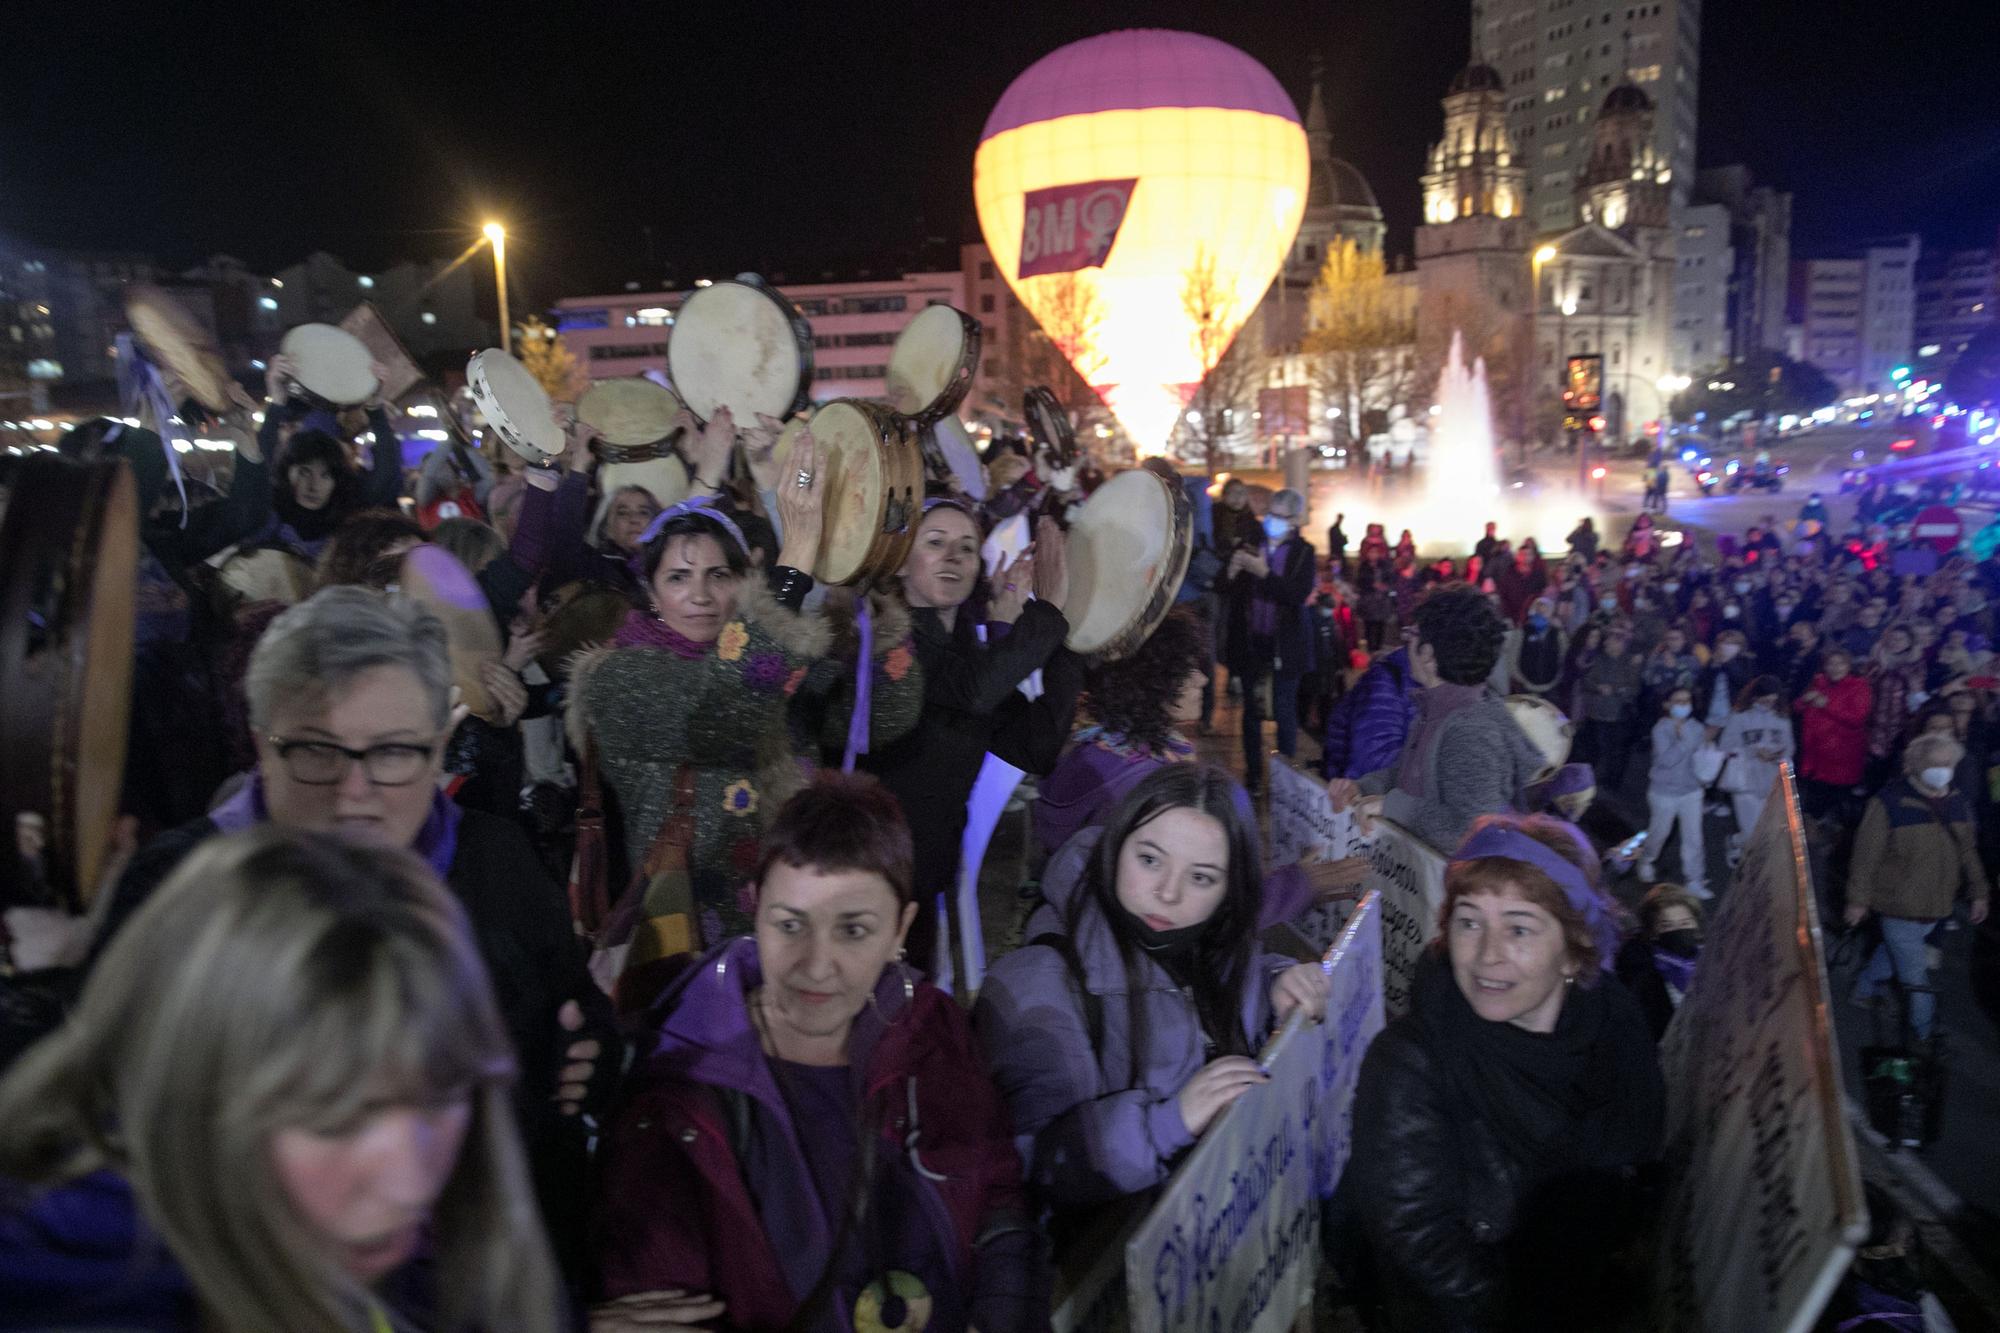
[5,0,1997,303]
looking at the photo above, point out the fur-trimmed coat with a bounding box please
[568,583,922,957]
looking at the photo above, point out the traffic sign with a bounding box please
[1912,505,1963,554]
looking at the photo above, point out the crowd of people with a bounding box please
[0,358,1993,1332]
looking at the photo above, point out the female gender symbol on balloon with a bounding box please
[974,29,1310,456]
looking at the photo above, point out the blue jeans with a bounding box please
[1856,915,1938,1038]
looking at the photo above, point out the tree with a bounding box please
[1181,245,1265,470]
[1002,271,1116,447]
[1670,350,1837,425]
[515,316,587,403]
[1944,323,2000,408]
[1303,239,1419,446]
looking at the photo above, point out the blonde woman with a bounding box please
[0,828,563,1332]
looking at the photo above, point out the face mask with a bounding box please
[1654,928,1701,959]
[1669,703,1692,720]
[1128,913,1207,959]
[1921,766,1955,792]
[1717,643,1740,661]
[1635,597,1653,611]
[1908,690,1930,708]
[1529,613,1549,630]
[1733,580,1751,593]
[1776,603,1794,618]
[1625,567,1642,581]
[1263,516,1293,541]
[1723,606,1740,619]
[1600,595,1619,610]
[1663,580,1680,593]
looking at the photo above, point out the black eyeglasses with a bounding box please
[266,736,441,787]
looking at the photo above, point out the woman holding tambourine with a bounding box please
[860,499,1086,982]
[567,423,927,1009]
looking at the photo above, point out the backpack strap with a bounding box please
[1029,930,1104,1057]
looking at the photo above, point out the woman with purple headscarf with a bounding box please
[1343,813,1665,1332]
[568,437,925,1007]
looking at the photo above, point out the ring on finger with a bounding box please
[795,469,814,487]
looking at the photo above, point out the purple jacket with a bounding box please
[1322,646,1421,779]
[595,937,1041,1332]
[1031,732,1312,927]
[973,829,1284,1210]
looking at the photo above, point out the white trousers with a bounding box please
[1642,787,1707,893]
[1730,790,1766,844]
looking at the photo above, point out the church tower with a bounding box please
[1576,82,1672,233]
[1414,63,1531,381]
[1293,60,1386,269]
[1420,63,1525,226]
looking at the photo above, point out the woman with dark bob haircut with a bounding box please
[1342,813,1665,1331]
[569,440,927,1009]
[977,765,1331,1230]
[592,771,1045,1332]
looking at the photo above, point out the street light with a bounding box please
[482,221,510,354]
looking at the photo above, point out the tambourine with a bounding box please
[577,377,687,465]
[124,284,235,414]
[0,453,138,907]
[1062,467,1193,661]
[466,348,564,463]
[1025,386,1079,467]
[668,274,814,425]
[771,401,923,586]
[885,304,981,426]
[278,323,379,409]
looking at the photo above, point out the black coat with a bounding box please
[1344,969,1663,1332]
[864,601,1084,925]
[1224,534,1318,676]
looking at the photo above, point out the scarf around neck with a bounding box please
[614,607,713,659]
[210,773,462,880]
[1411,950,1663,1176]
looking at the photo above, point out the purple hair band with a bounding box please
[1451,822,1619,971]
[636,493,748,556]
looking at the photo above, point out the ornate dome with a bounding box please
[1600,82,1653,116]
[1322,156,1381,215]
[1448,63,1504,95]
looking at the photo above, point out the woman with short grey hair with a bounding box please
[22,584,620,1282]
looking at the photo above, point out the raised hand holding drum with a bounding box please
[467,348,565,463]
[279,323,380,409]
[885,304,981,425]
[667,275,813,426]
[1061,468,1192,660]
[770,401,922,586]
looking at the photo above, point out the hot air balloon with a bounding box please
[974,30,1309,455]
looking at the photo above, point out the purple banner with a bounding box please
[1019,178,1137,278]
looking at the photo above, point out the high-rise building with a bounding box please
[1471,0,1701,235]
[1914,241,1998,367]
[1796,235,1920,395]
[1672,203,1733,374]
[1693,165,1793,359]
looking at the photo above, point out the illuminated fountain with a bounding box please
[1422,330,1504,539]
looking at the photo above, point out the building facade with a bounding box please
[1671,202,1733,374]
[1692,165,1793,360]
[552,270,970,410]
[1914,241,1998,367]
[1471,0,1701,235]
[1414,64,1533,357]
[1796,235,1920,395]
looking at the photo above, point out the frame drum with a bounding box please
[339,301,425,405]
[1061,468,1193,661]
[885,304,981,425]
[0,454,138,907]
[1025,386,1079,467]
[280,323,379,409]
[924,414,988,501]
[398,544,504,721]
[599,456,690,513]
[579,377,685,464]
[467,349,564,463]
[214,545,316,609]
[772,401,923,586]
[536,582,634,677]
[667,275,814,426]
[124,284,235,414]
